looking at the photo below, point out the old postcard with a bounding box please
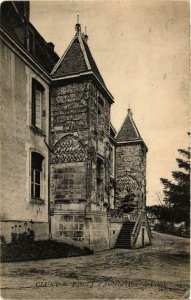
[0,0,190,299]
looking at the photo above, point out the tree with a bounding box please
[160,140,190,226]
[117,187,136,213]
[147,204,183,223]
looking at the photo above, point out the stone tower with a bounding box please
[115,109,148,214]
[50,22,115,251]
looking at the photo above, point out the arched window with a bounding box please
[31,152,44,199]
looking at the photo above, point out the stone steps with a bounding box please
[115,221,135,249]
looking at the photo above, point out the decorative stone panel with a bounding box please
[51,135,87,164]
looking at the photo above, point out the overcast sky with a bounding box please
[30,0,189,206]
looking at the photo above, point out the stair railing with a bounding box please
[145,212,153,240]
[129,212,139,222]
[130,209,145,249]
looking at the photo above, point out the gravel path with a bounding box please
[0,232,190,299]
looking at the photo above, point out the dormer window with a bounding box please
[31,79,45,130]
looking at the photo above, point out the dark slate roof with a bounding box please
[52,36,87,77]
[116,109,143,142]
[52,28,106,86]
[1,1,59,73]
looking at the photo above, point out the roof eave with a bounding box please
[116,139,148,151]
[92,72,114,104]
[51,70,114,104]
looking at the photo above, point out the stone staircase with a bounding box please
[115,221,135,249]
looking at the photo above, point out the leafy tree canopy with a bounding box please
[148,134,190,226]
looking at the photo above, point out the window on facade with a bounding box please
[98,108,102,126]
[32,79,45,130]
[110,146,114,176]
[31,152,44,199]
[97,97,105,140]
[97,158,104,203]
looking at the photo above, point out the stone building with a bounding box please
[0,1,59,241]
[0,1,151,251]
[116,109,148,212]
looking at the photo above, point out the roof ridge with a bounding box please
[129,112,142,139]
[78,34,91,70]
[81,37,106,86]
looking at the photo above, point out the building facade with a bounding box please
[0,1,151,251]
[0,1,59,241]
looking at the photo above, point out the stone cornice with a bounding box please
[116,140,148,152]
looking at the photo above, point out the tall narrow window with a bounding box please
[97,157,104,203]
[32,79,44,129]
[110,146,114,176]
[97,96,105,140]
[31,152,44,199]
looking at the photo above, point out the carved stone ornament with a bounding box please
[51,135,88,163]
[116,173,139,194]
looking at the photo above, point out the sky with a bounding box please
[30,0,189,206]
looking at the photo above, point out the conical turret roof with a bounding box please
[116,109,147,148]
[51,23,105,87]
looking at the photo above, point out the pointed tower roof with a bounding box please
[51,20,105,87]
[116,109,147,149]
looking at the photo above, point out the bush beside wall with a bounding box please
[0,240,93,262]
[154,223,190,238]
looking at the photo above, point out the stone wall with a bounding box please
[134,225,150,248]
[51,212,123,252]
[109,220,123,249]
[50,81,89,202]
[51,196,117,253]
[51,213,87,246]
[50,79,112,250]
[89,214,109,251]
[115,143,146,211]
[88,83,112,208]
[51,82,89,135]
[50,162,87,203]
[0,221,49,242]
[1,41,49,241]
[50,79,113,211]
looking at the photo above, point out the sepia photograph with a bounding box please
[0,0,190,299]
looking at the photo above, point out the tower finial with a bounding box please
[75,14,81,33]
[84,26,89,42]
[128,105,132,116]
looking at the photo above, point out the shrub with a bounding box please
[0,240,93,262]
